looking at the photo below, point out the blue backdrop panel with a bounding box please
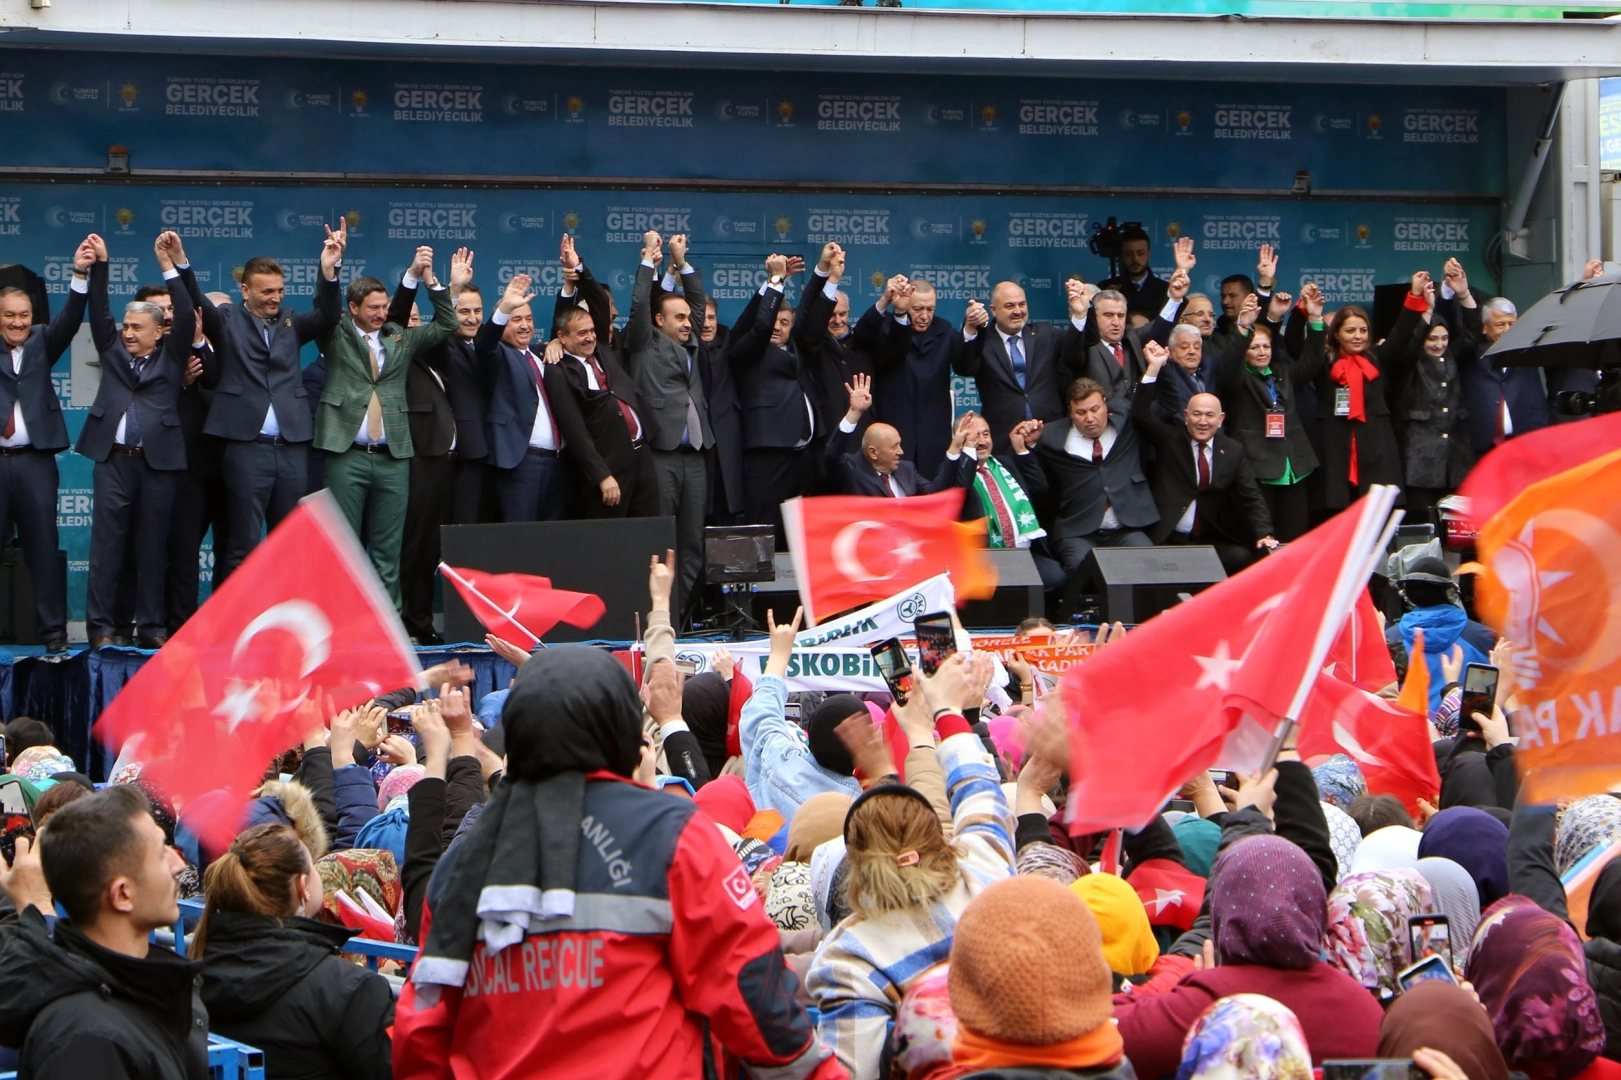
[5,181,1498,619]
[0,51,1506,195]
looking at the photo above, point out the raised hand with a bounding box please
[785,255,806,276]
[668,233,689,267]
[449,247,474,289]
[500,273,535,314]
[765,253,788,279]
[949,409,976,454]
[641,230,663,265]
[438,682,472,735]
[649,548,676,611]
[964,298,989,332]
[1442,257,1468,296]
[1410,270,1431,297]
[1585,258,1606,281]
[817,242,840,275]
[845,372,873,418]
[1300,282,1325,320]
[560,233,581,271]
[411,246,435,280]
[485,633,532,668]
[1009,419,1041,453]
[835,711,894,785]
[1266,290,1293,322]
[1173,235,1197,272]
[712,646,735,681]
[320,220,346,277]
[1066,277,1094,317]
[86,233,109,262]
[827,246,846,285]
[153,232,175,272]
[1256,243,1278,285]
[763,606,804,679]
[1168,268,1191,302]
[645,658,683,725]
[1237,292,1261,331]
[1143,339,1169,370]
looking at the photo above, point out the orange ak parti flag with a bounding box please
[781,490,996,625]
[1476,444,1621,802]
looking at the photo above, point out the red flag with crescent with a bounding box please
[94,492,421,854]
[781,491,996,625]
[439,564,606,646]
[1475,445,1621,801]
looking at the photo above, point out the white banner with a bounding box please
[672,642,892,693]
[789,573,956,650]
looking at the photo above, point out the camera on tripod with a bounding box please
[1088,217,1146,282]
[1554,367,1621,418]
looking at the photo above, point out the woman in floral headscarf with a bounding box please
[1466,895,1608,1080]
[1175,994,1313,1080]
[1312,755,1367,812]
[1558,796,1621,877]
[1324,869,1437,1000]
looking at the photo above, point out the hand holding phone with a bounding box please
[1459,663,1499,738]
[869,637,913,706]
[1407,914,1453,973]
[913,612,957,677]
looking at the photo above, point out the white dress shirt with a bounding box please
[491,309,561,450]
[1065,422,1120,529]
[1175,439,1212,535]
[0,275,82,448]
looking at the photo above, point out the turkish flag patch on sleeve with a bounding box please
[723,863,758,911]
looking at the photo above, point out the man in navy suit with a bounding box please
[823,373,972,498]
[957,279,1090,455]
[476,273,568,522]
[864,276,961,478]
[0,237,90,652]
[80,231,198,649]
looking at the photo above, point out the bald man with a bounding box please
[1134,343,1276,574]
[823,373,971,497]
[957,279,1090,456]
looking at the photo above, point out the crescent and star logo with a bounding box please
[212,600,334,733]
[1490,510,1621,692]
[831,521,925,584]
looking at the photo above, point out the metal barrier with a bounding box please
[172,900,418,971]
[0,1035,265,1080]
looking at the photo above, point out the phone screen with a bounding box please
[869,638,913,706]
[1459,663,1499,737]
[1323,1062,1427,1080]
[1407,915,1453,972]
[1397,953,1458,991]
[782,701,802,723]
[387,709,414,736]
[913,612,957,676]
[673,658,700,677]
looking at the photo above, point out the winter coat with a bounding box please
[198,910,393,1080]
[0,907,210,1080]
[1387,323,1476,490]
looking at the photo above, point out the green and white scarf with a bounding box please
[973,455,1045,549]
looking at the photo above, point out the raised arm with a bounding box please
[86,239,117,354]
[625,232,661,355]
[294,219,346,345]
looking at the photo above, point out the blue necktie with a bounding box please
[124,354,146,447]
[1008,333,1026,390]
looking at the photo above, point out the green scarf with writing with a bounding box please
[973,455,1045,549]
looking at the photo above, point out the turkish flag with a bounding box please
[1459,411,1621,527]
[1129,859,1207,932]
[1475,444,1621,801]
[1061,488,1398,833]
[94,493,421,853]
[1297,670,1440,815]
[1324,590,1399,692]
[781,491,996,625]
[439,564,605,647]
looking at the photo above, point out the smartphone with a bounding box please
[673,658,700,677]
[1323,1061,1427,1080]
[1407,914,1453,972]
[1167,799,1197,814]
[1459,663,1499,737]
[1209,770,1238,791]
[869,637,914,706]
[387,709,414,736]
[1397,953,1459,991]
[782,701,802,723]
[913,612,957,676]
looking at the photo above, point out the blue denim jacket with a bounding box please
[738,674,861,820]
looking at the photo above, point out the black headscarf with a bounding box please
[682,673,731,781]
[1588,859,1621,941]
[414,646,644,991]
[806,694,866,777]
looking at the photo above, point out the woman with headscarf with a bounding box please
[1559,797,1621,877]
[807,655,1015,1080]
[1420,806,1510,908]
[1350,823,1425,877]
[1113,835,1383,1079]
[1312,754,1368,812]
[1416,857,1481,965]
[1071,874,1159,987]
[1323,869,1437,1000]
[1380,980,1511,1080]
[1466,895,1609,1080]
[1323,802,1361,881]
[1174,994,1313,1080]
[393,646,840,1080]
[680,671,734,784]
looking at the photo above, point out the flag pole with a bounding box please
[437,563,543,649]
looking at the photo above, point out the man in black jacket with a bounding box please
[823,373,971,497]
[1135,343,1277,575]
[194,223,345,581]
[0,238,90,653]
[958,279,1088,454]
[866,277,960,478]
[0,784,208,1079]
[546,306,659,519]
[79,232,198,650]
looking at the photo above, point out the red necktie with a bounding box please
[585,353,641,443]
[526,352,561,447]
[1192,441,1210,536]
[1112,343,1126,370]
[1092,436,1111,517]
[1493,394,1507,447]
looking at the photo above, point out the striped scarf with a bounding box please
[973,455,1044,549]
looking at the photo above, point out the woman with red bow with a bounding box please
[1302,271,1428,514]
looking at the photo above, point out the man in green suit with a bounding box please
[315,245,463,606]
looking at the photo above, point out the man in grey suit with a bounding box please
[624,230,713,617]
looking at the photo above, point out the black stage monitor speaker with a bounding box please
[1081,545,1226,625]
[752,548,1044,629]
[440,518,677,644]
[0,545,65,645]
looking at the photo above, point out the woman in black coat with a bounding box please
[193,823,394,1080]
[1386,279,1477,528]
[1215,289,1326,541]
[1302,272,1428,514]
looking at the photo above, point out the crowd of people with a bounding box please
[0,534,1617,1080]
[0,225,1600,648]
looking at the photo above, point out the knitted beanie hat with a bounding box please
[948,875,1114,1045]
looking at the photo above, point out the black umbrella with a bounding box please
[1485,272,1621,369]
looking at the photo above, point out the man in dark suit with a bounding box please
[1021,376,1158,581]
[823,373,971,497]
[477,273,568,523]
[1146,323,1223,424]
[958,414,1067,596]
[80,232,197,649]
[1135,344,1277,576]
[865,277,960,478]
[727,252,820,543]
[194,223,344,581]
[546,305,659,519]
[0,237,90,652]
[1098,223,1170,318]
[700,297,730,356]
[794,243,876,445]
[165,291,228,635]
[1070,239,1195,408]
[957,279,1088,454]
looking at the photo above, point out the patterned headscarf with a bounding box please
[1174,994,1313,1080]
[1432,683,1463,738]
[1324,869,1436,998]
[766,861,817,932]
[1015,841,1089,885]
[1555,795,1621,876]
[1209,836,1327,971]
[1322,802,1361,882]
[1311,755,1367,810]
[376,764,426,811]
[10,746,73,786]
[890,964,958,1080]
[1465,895,1606,1080]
